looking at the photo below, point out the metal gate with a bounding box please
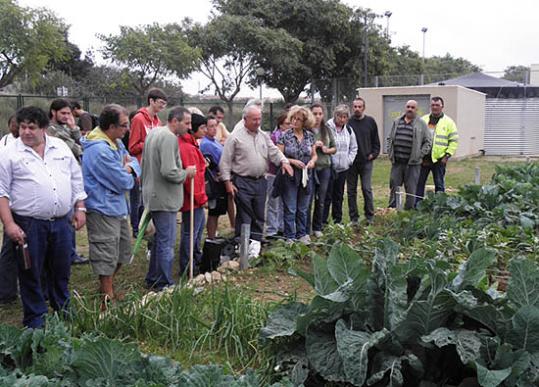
[485,98,539,155]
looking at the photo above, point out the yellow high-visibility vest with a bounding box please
[422,114,458,162]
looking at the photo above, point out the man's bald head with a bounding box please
[243,105,262,132]
[405,100,418,120]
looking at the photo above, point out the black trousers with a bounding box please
[347,160,375,222]
[323,170,348,224]
[233,175,267,241]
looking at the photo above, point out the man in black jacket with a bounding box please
[346,97,380,224]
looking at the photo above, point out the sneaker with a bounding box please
[248,240,261,258]
[298,235,311,244]
[313,231,323,238]
[72,254,89,265]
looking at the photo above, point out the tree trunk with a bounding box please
[226,100,235,130]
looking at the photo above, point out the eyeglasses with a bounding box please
[291,116,304,122]
[155,99,167,107]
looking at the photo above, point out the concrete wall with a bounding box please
[531,64,539,86]
[455,86,485,157]
[357,85,485,158]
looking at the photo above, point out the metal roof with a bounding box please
[433,72,522,87]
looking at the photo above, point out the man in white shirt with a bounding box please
[0,114,18,148]
[0,106,87,328]
[0,114,19,304]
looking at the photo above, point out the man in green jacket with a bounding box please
[386,100,432,210]
[415,96,459,206]
[142,106,196,291]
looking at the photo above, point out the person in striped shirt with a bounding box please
[386,100,432,210]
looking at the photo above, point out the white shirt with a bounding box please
[0,133,16,148]
[0,135,87,220]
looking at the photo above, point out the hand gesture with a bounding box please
[282,162,294,176]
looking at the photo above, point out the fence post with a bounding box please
[419,74,425,86]
[395,186,403,211]
[474,167,481,184]
[239,223,250,270]
[16,94,24,109]
[374,75,379,88]
[83,97,90,112]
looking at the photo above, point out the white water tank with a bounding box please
[530,64,539,85]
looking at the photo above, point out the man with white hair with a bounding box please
[220,105,292,248]
[232,99,264,133]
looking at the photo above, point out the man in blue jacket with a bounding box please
[81,104,140,307]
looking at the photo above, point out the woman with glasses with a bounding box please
[277,106,317,243]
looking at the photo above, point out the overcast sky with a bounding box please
[19,0,539,97]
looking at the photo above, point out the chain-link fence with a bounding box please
[0,94,338,137]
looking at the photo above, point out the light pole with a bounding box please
[363,12,376,87]
[255,67,265,100]
[421,27,428,61]
[384,11,392,39]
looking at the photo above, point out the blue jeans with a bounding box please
[311,168,332,232]
[0,231,18,302]
[282,175,313,240]
[145,211,177,290]
[179,207,206,274]
[265,174,283,235]
[12,214,72,328]
[415,160,447,206]
[129,180,143,235]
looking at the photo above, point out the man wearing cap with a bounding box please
[178,113,208,275]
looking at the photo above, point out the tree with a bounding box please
[503,65,529,83]
[214,0,353,103]
[422,54,481,83]
[0,0,69,90]
[47,37,94,81]
[186,14,301,119]
[99,23,200,97]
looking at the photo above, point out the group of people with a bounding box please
[0,88,458,328]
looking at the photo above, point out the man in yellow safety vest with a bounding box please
[415,96,458,206]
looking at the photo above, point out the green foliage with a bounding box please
[70,284,269,371]
[100,23,200,97]
[392,163,539,268]
[0,318,274,386]
[503,65,530,83]
[0,0,69,89]
[261,241,539,386]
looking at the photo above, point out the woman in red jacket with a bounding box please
[178,113,208,276]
